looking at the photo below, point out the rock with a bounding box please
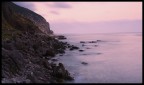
[96,53,102,55]
[51,63,74,81]
[57,35,67,40]
[58,49,65,54]
[81,62,88,65]
[42,60,51,69]
[80,41,85,43]
[97,40,101,42]
[79,50,84,52]
[86,47,91,49]
[26,72,38,83]
[82,44,85,46]
[51,59,58,62]
[82,54,88,55]
[89,41,97,43]
[94,45,98,47]
[59,54,63,56]
[69,45,79,51]
[43,50,55,57]
[2,2,74,83]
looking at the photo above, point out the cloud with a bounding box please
[49,2,72,8]
[13,2,36,11]
[50,10,59,15]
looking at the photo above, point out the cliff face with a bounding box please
[2,2,52,35]
[2,2,73,83]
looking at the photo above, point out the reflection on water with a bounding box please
[54,32,142,83]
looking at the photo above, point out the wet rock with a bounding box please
[43,50,55,57]
[86,47,91,49]
[94,45,98,47]
[42,60,51,69]
[89,41,97,43]
[52,63,74,81]
[51,59,58,62]
[97,40,102,42]
[96,53,102,55]
[69,45,79,51]
[57,35,67,40]
[26,72,38,83]
[82,54,88,55]
[59,54,63,56]
[79,50,84,52]
[82,44,85,46]
[80,41,85,43]
[58,49,65,54]
[81,62,88,65]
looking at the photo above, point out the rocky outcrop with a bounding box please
[2,2,74,83]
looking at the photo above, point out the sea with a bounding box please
[50,32,142,83]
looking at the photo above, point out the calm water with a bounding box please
[51,32,142,83]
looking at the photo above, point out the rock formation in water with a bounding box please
[2,2,73,83]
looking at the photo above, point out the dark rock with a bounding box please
[43,50,55,57]
[94,45,98,47]
[86,47,91,49]
[2,41,15,50]
[97,40,102,42]
[80,41,85,43]
[51,59,58,62]
[59,54,63,56]
[26,72,38,83]
[81,62,88,65]
[89,41,97,43]
[96,53,102,55]
[82,44,85,46]
[79,50,84,52]
[59,63,64,69]
[42,60,51,69]
[51,63,74,81]
[57,35,67,40]
[58,49,65,54]
[82,54,88,55]
[69,45,79,51]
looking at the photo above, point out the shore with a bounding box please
[2,32,80,83]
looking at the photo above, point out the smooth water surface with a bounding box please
[51,32,142,83]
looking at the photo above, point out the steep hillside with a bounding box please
[2,2,74,83]
[2,2,52,35]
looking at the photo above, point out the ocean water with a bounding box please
[51,32,142,83]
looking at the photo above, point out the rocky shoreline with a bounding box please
[2,2,81,83]
[2,32,80,83]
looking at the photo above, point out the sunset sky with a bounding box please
[14,2,142,34]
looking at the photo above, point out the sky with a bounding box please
[14,2,142,34]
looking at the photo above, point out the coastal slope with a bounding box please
[2,2,73,83]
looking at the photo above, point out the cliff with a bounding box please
[2,2,53,35]
[2,2,74,83]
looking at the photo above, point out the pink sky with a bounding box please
[14,2,142,34]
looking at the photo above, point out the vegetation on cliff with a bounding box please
[2,2,74,83]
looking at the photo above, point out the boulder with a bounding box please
[69,45,79,51]
[89,41,97,43]
[79,50,84,52]
[97,40,102,42]
[80,41,85,43]
[81,62,88,65]
[51,59,58,62]
[57,35,67,40]
[52,63,74,80]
